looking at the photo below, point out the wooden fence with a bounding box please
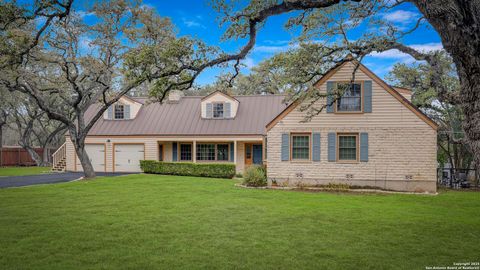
[0,147,52,166]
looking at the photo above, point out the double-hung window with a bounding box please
[180,143,192,161]
[336,83,362,112]
[338,134,358,161]
[216,144,229,161]
[213,103,224,118]
[291,134,310,160]
[196,144,215,161]
[114,104,125,119]
[196,143,230,161]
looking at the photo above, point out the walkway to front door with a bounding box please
[245,143,263,166]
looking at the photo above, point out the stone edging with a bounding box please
[234,184,438,195]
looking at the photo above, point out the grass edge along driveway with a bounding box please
[0,166,52,177]
[0,174,478,270]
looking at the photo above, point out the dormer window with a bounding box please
[213,103,224,118]
[114,104,125,119]
[201,91,238,119]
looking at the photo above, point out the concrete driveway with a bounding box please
[0,172,135,188]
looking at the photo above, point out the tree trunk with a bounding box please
[42,148,50,166]
[73,139,96,179]
[413,0,480,170]
[23,144,44,167]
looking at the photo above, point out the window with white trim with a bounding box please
[196,144,215,161]
[196,143,229,161]
[114,104,125,119]
[213,103,224,118]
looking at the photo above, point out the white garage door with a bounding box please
[76,144,105,172]
[114,144,144,172]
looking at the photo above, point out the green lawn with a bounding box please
[0,166,51,177]
[0,174,479,270]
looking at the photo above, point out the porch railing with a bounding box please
[52,143,67,167]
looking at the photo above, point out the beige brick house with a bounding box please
[53,59,437,193]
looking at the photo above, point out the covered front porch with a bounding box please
[156,137,264,173]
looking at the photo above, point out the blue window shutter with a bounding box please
[172,142,177,161]
[326,81,334,113]
[364,80,372,113]
[124,105,130,119]
[229,142,234,161]
[360,133,369,162]
[206,103,213,118]
[328,132,336,162]
[281,133,289,161]
[224,102,231,118]
[312,133,321,161]
[107,106,113,119]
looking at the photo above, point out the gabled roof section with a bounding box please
[201,90,239,103]
[266,59,438,130]
[85,95,288,136]
[121,95,144,105]
[392,86,412,95]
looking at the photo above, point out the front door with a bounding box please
[245,143,253,166]
[245,143,263,166]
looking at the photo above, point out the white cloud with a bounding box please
[242,57,255,69]
[369,42,443,61]
[182,17,206,29]
[79,37,93,51]
[382,10,420,24]
[140,4,155,9]
[76,10,95,18]
[253,43,298,54]
[263,40,291,45]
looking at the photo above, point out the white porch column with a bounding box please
[233,140,237,163]
[193,140,196,163]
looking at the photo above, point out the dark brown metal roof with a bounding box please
[85,95,289,136]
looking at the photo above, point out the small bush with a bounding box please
[324,183,350,190]
[243,165,267,187]
[140,160,236,179]
[235,173,243,178]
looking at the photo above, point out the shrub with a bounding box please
[324,183,350,190]
[140,160,236,179]
[242,165,267,187]
[235,173,243,178]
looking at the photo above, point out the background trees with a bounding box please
[386,53,473,172]
[1,0,217,177]
[2,0,479,177]
[200,0,480,170]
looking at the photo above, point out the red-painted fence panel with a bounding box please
[0,147,48,166]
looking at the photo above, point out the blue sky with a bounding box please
[75,0,442,86]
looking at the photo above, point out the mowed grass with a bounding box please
[0,174,479,270]
[0,166,51,177]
